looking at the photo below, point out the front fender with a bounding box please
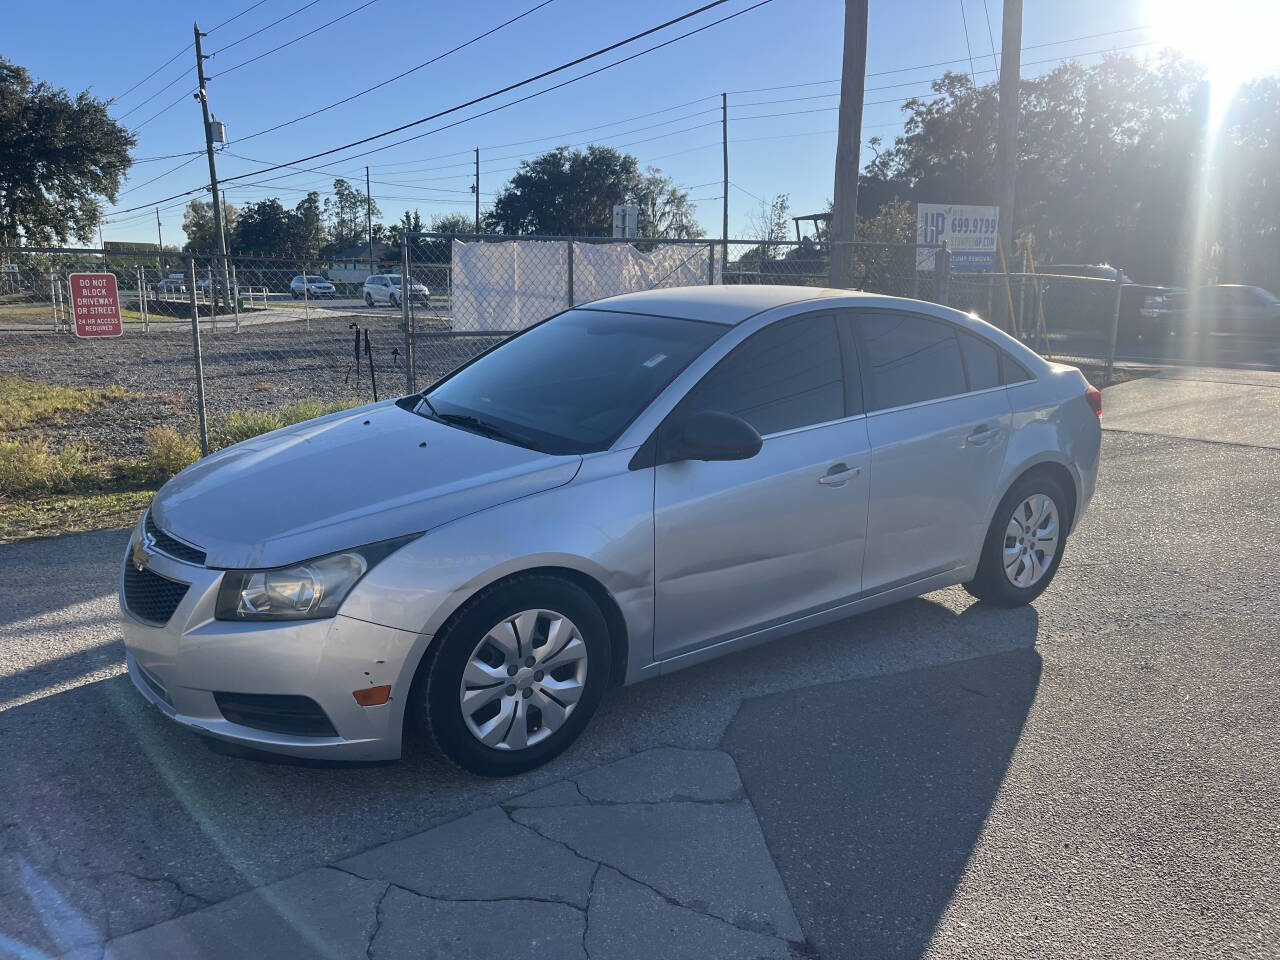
[340,448,654,691]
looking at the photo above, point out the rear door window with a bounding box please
[958,332,1000,390]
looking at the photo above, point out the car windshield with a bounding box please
[388,276,401,285]
[418,308,724,454]
[305,276,327,283]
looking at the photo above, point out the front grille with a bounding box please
[123,564,189,626]
[145,512,207,566]
[213,693,338,738]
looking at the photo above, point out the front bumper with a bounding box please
[120,521,429,761]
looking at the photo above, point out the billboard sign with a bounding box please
[68,273,123,338]
[916,203,999,273]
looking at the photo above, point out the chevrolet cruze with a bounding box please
[120,286,1101,775]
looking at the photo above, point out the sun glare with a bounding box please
[1148,0,1280,116]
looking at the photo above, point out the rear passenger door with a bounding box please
[848,311,1011,594]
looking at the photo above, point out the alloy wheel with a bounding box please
[458,609,588,751]
[1003,494,1060,588]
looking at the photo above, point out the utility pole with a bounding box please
[721,93,728,268]
[193,22,232,317]
[474,148,481,234]
[365,165,374,276]
[994,0,1023,330]
[829,0,868,289]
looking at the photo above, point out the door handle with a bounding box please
[966,424,996,445]
[818,463,860,486]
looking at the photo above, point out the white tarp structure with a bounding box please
[449,240,567,332]
[450,239,720,331]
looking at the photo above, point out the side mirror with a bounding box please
[660,410,762,465]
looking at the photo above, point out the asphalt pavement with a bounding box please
[0,366,1276,958]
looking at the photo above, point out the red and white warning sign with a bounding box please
[68,273,123,338]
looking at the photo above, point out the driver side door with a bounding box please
[652,312,870,661]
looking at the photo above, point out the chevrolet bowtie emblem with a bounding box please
[132,531,155,572]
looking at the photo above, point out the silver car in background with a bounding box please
[120,286,1101,776]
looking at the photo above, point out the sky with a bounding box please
[1,0,1232,247]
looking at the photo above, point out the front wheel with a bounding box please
[409,575,611,776]
[365,293,374,307]
[964,472,1070,607]
[389,293,399,308]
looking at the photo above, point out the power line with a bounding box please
[726,22,1153,94]
[110,0,276,108]
[959,0,978,86]
[208,0,382,80]
[108,18,1151,217]
[131,86,199,133]
[105,0,765,213]
[209,0,325,56]
[981,0,1000,80]
[220,0,764,179]
[118,154,206,196]
[114,70,193,122]
[232,0,558,145]
[111,47,192,106]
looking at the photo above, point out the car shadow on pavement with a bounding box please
[723,612,1042,960]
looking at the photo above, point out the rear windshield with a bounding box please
[388,276,401,284]
[422,309,724,454]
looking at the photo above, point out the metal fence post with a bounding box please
[934,243,951,306]
[401,238,413,394]
[208,262,216,333]
[302,259,310,326]
[1104,272,1125,387]
[188,258,209,456]
[231,263,240,332]
[708,241,716,286]
[1016,242,1028,340]
[566,239,574,307]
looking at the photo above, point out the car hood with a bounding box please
[150,400,581,569]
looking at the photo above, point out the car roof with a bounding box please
[585,284,880,325]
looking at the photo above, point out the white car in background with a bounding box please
[363,274,429,308]
[290,275,337,299]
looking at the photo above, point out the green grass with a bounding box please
[211,398,360,448]
[0,488,154,543]
[0,375,127,430]
[0,391,364,543]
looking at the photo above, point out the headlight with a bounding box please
[214,535,419,621]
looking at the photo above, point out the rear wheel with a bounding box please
[965,472,1070,607]
[364,293,374,307]
[410,575,611,776]
[389,292,399,308]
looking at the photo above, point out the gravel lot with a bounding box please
[0,313,500,459]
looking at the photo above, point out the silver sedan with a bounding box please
[120,286,1101,775]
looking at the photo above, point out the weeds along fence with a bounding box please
[1,236,1162,541]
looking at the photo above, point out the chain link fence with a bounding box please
[0,235,1191,542]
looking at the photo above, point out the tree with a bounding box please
[182,198,239,252]
[289,191,325,254]
[858,55,1280,289]
[233,199,291,255]
[429,212,474,235]
[633,167,704,239]
[487,146,640,235]
[324,178,379,253]
[0,58,135,245]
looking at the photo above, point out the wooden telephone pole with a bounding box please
[828,0,868,289]
[993,0,1023,330]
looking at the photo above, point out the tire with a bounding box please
[409,574,612,776]
[291,291,300,300]
[365,293,374,307]
[964,471,1071,607]
[389,293,399,308]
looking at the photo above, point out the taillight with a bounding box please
[1085,384,1102,417]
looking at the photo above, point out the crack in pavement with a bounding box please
[365,881,392,960]
[502,800,802,947]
